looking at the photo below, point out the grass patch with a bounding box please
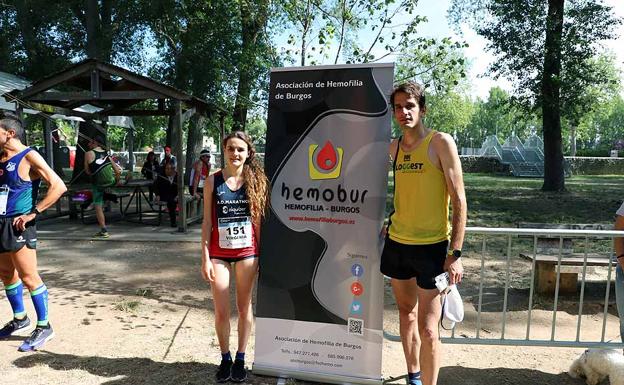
[463,174,623,227]
[112,298,141,313]
[135,288,154,297]
[386,173,623,228]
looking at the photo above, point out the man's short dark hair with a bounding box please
[0,110,25,139]
[390,82,426,110]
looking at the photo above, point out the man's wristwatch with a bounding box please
[448,249,462,260]
[30,207,41,216]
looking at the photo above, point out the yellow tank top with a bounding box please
[388,130,450,245]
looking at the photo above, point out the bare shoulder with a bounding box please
[432,131,454,145]
[431,131,458,153]
[25,148,47,166]
[206,174,216,190]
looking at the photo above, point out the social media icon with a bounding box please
[351,282,363,296]
[351,264,364,277]
[350,300,362,315]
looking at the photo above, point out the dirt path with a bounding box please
[0,240,604,384]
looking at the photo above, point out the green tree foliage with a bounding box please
[563,53,622,155]
[396,38,473,143]
[0,1,149,78]
[277,0,431,65]
[0,1,74,79]
[449,0,621,191]
[395,37,468,94]
[466,87,541,147]
[425,92,474,143]
[575,95,624,154]
[232,0,275,131]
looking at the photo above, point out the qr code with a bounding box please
[348,317,364,336]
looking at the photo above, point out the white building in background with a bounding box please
[203,136,218,153]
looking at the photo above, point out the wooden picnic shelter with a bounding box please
[2,58,214,231]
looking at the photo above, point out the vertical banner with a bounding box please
[253,63,393,385]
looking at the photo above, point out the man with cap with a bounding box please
[190,149,211,199]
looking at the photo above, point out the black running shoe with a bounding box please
[230,359,247,383]
[0,317,31,338]
[215,359,232,383]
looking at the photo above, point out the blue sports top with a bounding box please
[0,148,40,218]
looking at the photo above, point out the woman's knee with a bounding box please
[213,305,230,324]
[236,297,253,319]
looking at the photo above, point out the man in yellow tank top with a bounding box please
[380,82,467,385]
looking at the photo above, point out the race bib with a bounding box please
[0,185,9,216]
[218,216,253,249]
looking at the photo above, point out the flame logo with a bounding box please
[316,141,338,171]
[309,140,343,180]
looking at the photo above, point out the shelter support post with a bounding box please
[44,119,55,167]
[219,112,226,169]
[128,126,135,172]
[173,101,187,232]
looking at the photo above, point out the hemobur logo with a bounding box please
[6,162,16,172]
[308,140,344,180]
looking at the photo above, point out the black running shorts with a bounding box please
[0,217,37,253]
[380,237,448,289]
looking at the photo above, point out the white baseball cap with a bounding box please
[440,285,464,330]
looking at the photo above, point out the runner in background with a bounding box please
[0,111,67,351]
[84,134,121,238]
[190,149,211,198]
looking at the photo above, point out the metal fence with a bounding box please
[384,227,624,349]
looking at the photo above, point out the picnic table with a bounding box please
[518,222,615,294]
[120,179,155,224]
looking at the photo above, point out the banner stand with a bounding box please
[252,364,383,385]
[254,63,394,385]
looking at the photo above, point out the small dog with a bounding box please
[569,349,624,385]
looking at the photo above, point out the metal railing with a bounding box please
[384,227,624,349]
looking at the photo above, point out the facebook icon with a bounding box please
[351,264,364,277]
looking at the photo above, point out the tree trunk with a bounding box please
[85,0,99,59]
[100,0,113,63]
[185,114,206,185]
[232,0,269,131]
[541,0,565,192]
[166,114,174,149]
[570,124,577,157]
